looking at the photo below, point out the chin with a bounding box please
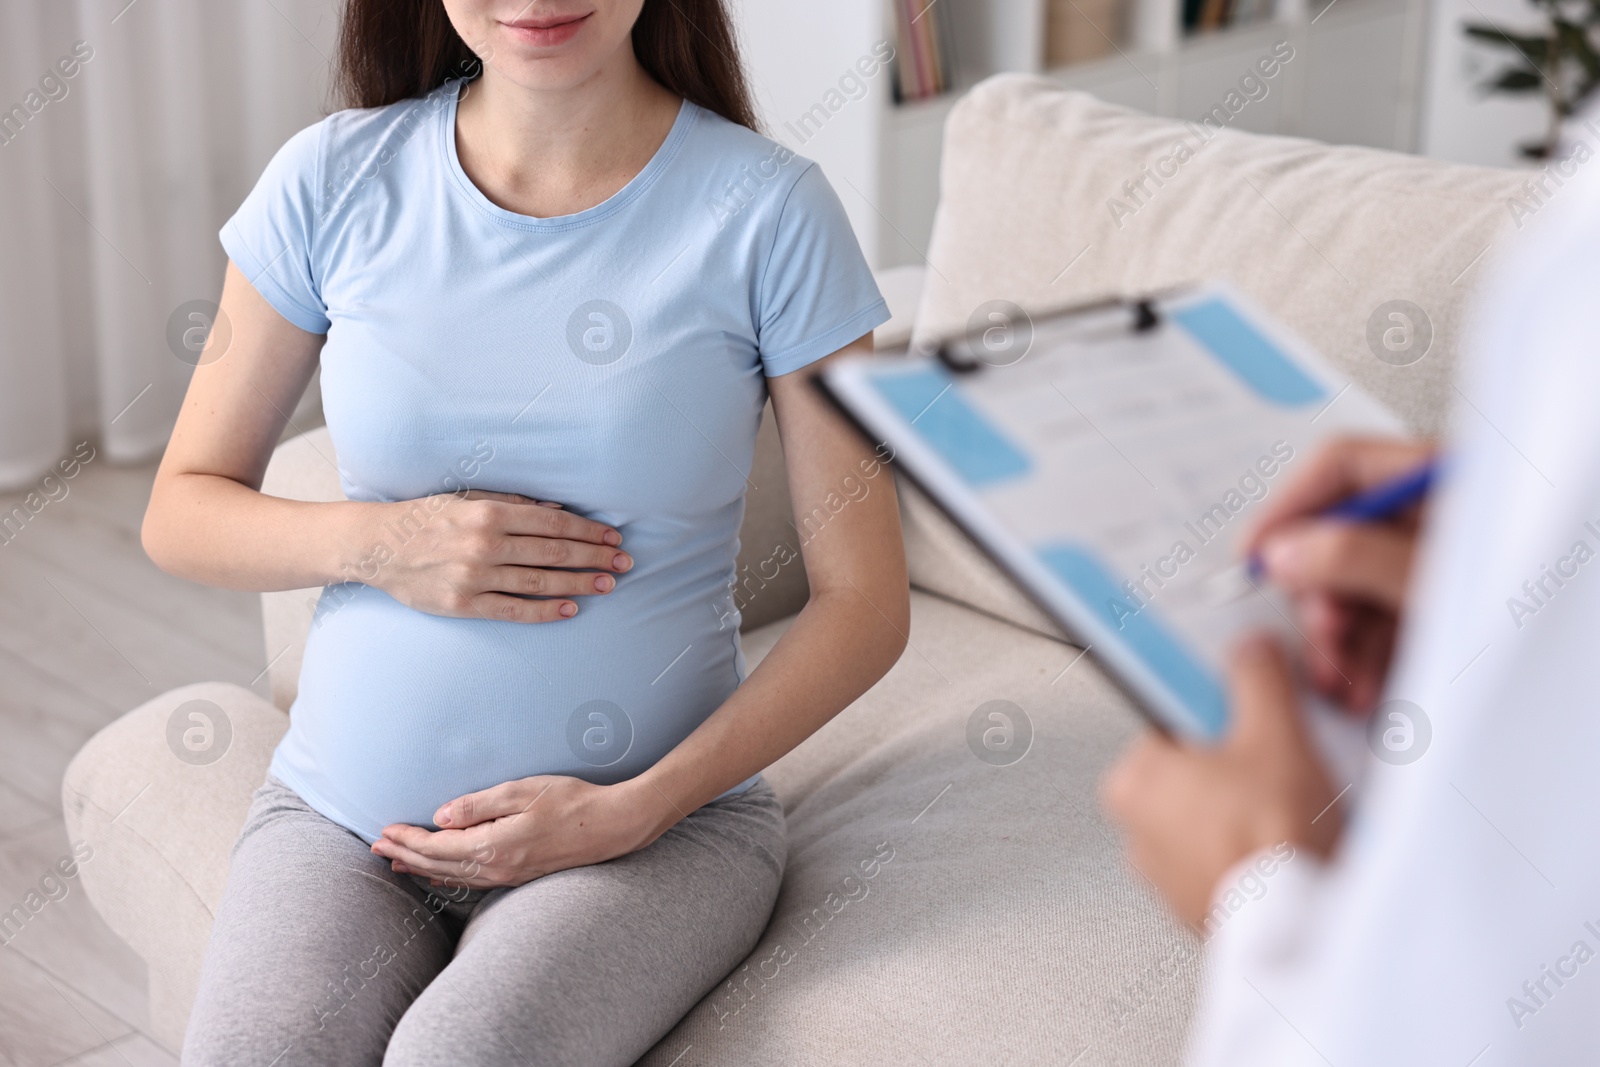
[480,24,613,89]
[485,56,601,93]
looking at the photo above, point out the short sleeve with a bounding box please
[220,121,331,335]
[756,164,890,377]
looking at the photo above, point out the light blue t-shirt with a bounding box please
[222,77,889,842]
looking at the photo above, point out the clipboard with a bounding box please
[820,282,1404,749]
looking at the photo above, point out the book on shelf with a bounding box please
[1184,0,1277,33]
[1045,0,1122,68]
[891,0,958,103]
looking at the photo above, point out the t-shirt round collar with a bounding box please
[440,77,698,232]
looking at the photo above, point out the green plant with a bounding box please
[1464,0,1600,158]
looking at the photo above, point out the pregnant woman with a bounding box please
[141,2,908,1064]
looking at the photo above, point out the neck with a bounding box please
[454,47,680,218]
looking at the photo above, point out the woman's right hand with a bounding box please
[363,490,631,623]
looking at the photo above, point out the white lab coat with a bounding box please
[1183,152,1600,1065]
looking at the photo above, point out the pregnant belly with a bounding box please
[270,582,742,841]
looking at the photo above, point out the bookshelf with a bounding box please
[733,0,1429,268]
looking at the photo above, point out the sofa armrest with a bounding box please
[61,683,287,1052]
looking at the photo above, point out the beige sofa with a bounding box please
[63,75,1526,1063]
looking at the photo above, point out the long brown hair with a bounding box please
[334,1,759,131]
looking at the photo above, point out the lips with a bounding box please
[501,11,592,47]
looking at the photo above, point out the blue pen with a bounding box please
[1246,459,1440,579]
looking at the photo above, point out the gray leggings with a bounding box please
[181,774,785,1066]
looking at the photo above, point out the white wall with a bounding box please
[1418,0,1548,167]
[729,0,890,265]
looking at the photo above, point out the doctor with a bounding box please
[1103,153,1600,1062]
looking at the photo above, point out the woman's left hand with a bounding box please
[371,775,668,890]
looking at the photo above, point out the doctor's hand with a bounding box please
[361,490,633,624]
[371,774,667,890]
[1102,636,1343,930]
[1244,436,1436,712]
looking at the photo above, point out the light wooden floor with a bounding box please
[0,457,268,1066]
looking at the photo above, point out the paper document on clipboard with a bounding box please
[822,283,1404,756]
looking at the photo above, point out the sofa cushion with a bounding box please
[641,591,1196,1065]
[898,74,1529,638]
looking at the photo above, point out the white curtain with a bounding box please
[0,0,339,489]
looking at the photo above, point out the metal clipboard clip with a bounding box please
[922,293,1169,375]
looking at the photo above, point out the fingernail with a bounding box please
[1261,537,1301,577]
[614,553,632,571]
[393,862,409,873]
[560,602,578,617]
[435,810,451,826]
[604,529,621,546]
[595,574,615,592]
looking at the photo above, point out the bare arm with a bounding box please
[143,261,342,590]
[144,262,630,620]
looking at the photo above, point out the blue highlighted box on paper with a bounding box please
[1172,298,1326,408]
[1036,542,1228,740]
[869,367,1032,487]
